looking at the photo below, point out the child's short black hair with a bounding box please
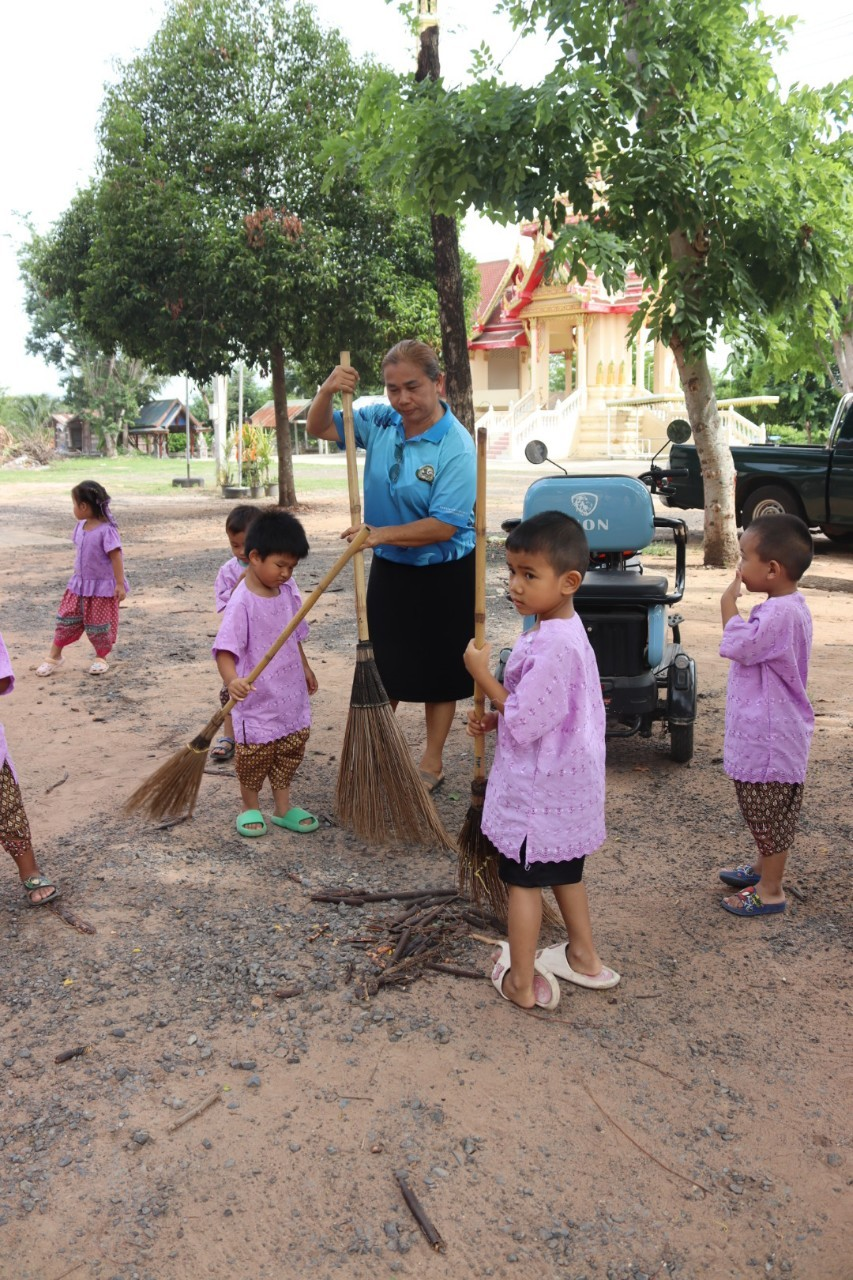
[245,510,309,561]
[71,480,112,518]
[505,510,589,575]
[225,504,258,535]
[747,514,813,581]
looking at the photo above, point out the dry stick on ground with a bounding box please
[45,770,69,794]
[55,1045,90,1064]
[124,527,370,822]
[166,1089,222,1134]
[583,1085,712,1195]
[395,1170,446,1252]
[334,350,455,852]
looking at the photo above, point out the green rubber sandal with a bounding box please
[270,807,319,834]
[236,809,267,838]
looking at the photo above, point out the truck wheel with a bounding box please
[820,525,853,547]
[670,722,693,763]
[742,486,801,525]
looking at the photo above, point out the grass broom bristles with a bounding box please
[124,707,226,821]
[335,642,456,851]
[457,776,508,922]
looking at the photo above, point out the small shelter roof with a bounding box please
[250,400,310,429]
[132,399,204,433]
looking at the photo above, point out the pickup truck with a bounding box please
[664,392,853,543]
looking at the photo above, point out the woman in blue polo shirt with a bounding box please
[307,340,475,793]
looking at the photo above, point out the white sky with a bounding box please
[1,0,850,397]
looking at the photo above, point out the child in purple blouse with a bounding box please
[36,481,127,677]
[213,510,319,838]
[1,631,60,904]
[210,505,257,763]
[718,515,814,917]
[464,511,620,1012]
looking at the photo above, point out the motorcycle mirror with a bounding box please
[667,418,692,445]
[524,440,549,465]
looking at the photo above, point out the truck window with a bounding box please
[833,397,853,447]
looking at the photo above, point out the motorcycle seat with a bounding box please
[577,570,669,602]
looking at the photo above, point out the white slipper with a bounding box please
[536,941,621,990]
[89,659,109,675]
[490,941,560,1010]
[35,657,64,677]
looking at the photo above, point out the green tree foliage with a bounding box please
[20,211,161,453]
[340,0,853,563]
[25,0,472,506]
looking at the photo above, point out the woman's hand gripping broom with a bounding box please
[125,528,371,823]
[334,350,454,850]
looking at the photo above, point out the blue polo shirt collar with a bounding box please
[405,401,453,444]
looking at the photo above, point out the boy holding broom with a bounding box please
[212,510,319,838]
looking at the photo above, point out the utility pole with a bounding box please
[416,0,475,434]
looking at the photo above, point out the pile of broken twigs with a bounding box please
[309,885,505,1001]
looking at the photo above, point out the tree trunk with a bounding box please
[830,287,853,393]
[417,19,475,434]
[667,228,738,567]
[271,342,297,508]
[669,333,738,568]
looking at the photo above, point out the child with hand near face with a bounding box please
[463,510,620,1013]
[212,510,318,839]
[717,514,814,917]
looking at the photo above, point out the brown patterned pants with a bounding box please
[0,762,32,862]
[235,728,310,792]
[734,780,804,857]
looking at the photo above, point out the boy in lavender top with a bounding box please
[1,631,60,904]
[464,511,620,1013]
[210,506,257,763]
[212,511,319,839]
[718,515,815,918]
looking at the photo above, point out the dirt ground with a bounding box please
[0,476,850,1280]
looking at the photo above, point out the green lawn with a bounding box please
[0,454,352,498]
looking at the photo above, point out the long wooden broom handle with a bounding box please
[473,427,487,780]
[340,349,370,643]
[221,526,370,716]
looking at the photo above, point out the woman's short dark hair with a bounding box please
[381,340,441,384]
[245,511,309,561]
[225,504,258,535]
[747,514,813,581]
[506,510,589,576]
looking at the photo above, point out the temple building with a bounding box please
[469,222,764,459]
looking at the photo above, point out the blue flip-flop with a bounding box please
[719,864,760,889]
[721,888,785,917]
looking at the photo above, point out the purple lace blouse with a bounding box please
[720,592,813,783]
[67,521,128,597]
[0,632,18,782]
[212,580,311,746]
[482,615,607,863]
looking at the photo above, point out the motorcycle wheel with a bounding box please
[669,722,694,764]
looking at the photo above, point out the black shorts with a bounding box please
[498,839,586,888]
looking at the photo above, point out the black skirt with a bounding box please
[366,551,475,703]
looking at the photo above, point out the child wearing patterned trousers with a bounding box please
[718,515,815,917]
[1,632,60,905]
[36,480,128,677]
[212,510,319,838]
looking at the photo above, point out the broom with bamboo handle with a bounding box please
[335,350,454,850]
[125,527,371,822]
[457,428,507,916]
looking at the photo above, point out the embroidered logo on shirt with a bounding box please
[415,465,435,483]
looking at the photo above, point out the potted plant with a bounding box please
[257,428,277,496]
[219,427,250,498]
